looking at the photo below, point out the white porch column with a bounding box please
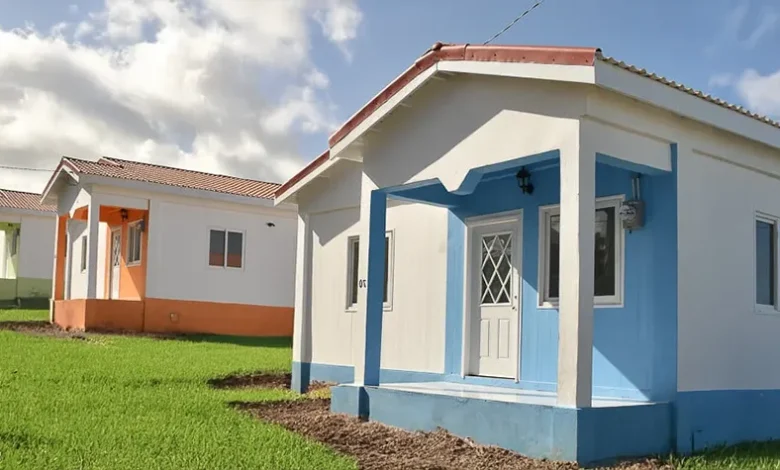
[557,148,596,408]
[291,212,313,393]
[353,176,386,387]
[85,199,101,299]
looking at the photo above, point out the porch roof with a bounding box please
[275,42,780,204]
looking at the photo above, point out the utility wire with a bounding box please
[483,0,550,45]
[0,164,55,172]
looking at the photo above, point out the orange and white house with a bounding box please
[40,156,296,336]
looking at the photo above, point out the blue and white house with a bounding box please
[275,43,780,465]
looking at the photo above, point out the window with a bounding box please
[756,215,778,310]
[346,232,394,310]
[127,222,143,265]
[10,228,19,256]
[80,236,88,272]
[209,229,244,269]
[539,197,623,307]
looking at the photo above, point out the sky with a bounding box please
[0,0,778,193]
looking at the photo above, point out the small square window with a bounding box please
[540,197,624,307]
[209,229,244,269]
[127,222,143,265]
[10,228,19,256]
[756,217,777,309]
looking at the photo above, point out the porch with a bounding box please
[326,142,678,463]
[51,191,150,331]
[332,381,673,464]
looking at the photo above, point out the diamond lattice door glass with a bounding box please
[110,230,121,299]
[480,233,512,305]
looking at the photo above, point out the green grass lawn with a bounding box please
[0,310,355,470]
[0,309,48,322]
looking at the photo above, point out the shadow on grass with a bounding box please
[175,334,292,349]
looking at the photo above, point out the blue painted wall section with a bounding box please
[330,384,673,465]
[436,158,678,401]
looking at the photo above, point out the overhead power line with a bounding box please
[0,164,55,172]
[483,0,551,45]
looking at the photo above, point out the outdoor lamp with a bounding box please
[516,167,534,195]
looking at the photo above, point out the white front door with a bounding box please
[109,228,121,299]
[467,214,521,379]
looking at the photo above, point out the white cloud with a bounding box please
[0,0,362,192]
[314,0,362,60]
[708,72,734,88]
[706,1,778,54]
[69,4,80,14]
[744,8,779,49]
[735,68,780,117]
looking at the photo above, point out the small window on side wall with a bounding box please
[80,236,88,272]
[209,229,244,269]
[10,228,19,256]
[756,215,778,311]
[540,197,623,307]
[345,232,394,311]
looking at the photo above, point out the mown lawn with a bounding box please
[0,309,355,470]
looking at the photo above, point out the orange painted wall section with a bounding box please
[53,298,293,337]
[53,300,87,330]
[144,298,294,336]
[54,216,68,300]
[85,300,144,332]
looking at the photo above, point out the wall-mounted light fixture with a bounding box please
[266,222,276,228]
[619,174,645,231]
[516,167,534,195]
[120,208,128,221]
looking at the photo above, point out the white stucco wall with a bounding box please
[145,196,296,307]
[677,150,780,391]
[66,220,87,299]
[17,214,56,280]
[299,163,449,373]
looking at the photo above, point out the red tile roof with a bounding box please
[0,189,56,213]
[61,157,281,200]
[276,42,780,200]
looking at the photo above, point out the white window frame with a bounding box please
[126,221,143,266]
[755,212,779,315]
[207,227,246,270]
[538,195,625,309]
[344,231,395,312]
[80,235,88,273]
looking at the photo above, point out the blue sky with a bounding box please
[0,0,777,191]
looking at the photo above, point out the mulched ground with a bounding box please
[218,372,673,470]
[208,372,330,394]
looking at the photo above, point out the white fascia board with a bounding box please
[80,175,286,212]
[273,157,342,206]
[594,61,780,151]
[438,60,596,84]
[329,65,440,159]
[0,208,54,220]
[41,166,79,205]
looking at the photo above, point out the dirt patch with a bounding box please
[208,372,330,394]
[0,321,182,341]
[235,399,673,470]
[0,321,87,339]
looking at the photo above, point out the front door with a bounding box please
[467,214,521,379]
[109,228,121,299]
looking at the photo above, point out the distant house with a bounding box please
[0,189,56,306]
[41,157,296,336]
[277,43,780,464]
